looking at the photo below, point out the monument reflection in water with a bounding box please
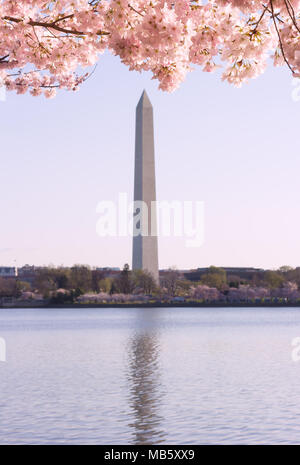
[126,311,166,445]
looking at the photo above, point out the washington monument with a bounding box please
[132,90,159,283]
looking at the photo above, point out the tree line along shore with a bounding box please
[1,264,300,307]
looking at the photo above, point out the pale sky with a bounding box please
[1,52,299,270]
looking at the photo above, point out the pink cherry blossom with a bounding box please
[0,1,299,96]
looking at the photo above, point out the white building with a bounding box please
[0,267,18,278]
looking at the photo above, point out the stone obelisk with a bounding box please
[132,90,159,283]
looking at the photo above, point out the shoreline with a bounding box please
[1,302,300,309]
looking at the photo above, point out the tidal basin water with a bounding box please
[1,307,300,444]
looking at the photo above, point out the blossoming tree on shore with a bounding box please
[1,0,300,97]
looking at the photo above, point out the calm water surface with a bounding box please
[0,307,300,444]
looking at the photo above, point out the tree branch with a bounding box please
[249,3,269,40]
[270,0,294,73]
[3,15,109,36]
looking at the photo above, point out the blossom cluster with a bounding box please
[191,282,300,302]
[0,0,300,97]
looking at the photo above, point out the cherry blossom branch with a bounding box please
[128,4,144,17]
[51,14,75,25]
[2,0,300,97]
[249,3,269,39]
[284,0,300,34]
[270,0,295,73]
[3,15,109,36]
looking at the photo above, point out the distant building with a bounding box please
[18,265,40,286]
[96,267,120,279]
[184,267,265,282]
[96,267,120,272]
[0,267,17,278]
